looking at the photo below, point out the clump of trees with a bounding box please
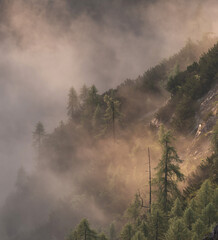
[66,124,218,240]
[158,42,218,133]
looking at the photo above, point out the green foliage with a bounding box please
[103,93,123,138]
[67,87,80,121]
[165,42,218,132]
[148,206,167,240]
[67,219,97,240]
[201,202,217,227]
[192,219,208,239]
[183,206,196,230]
[138,221,148,238]
[213,188,218,208]
[120,224,134,240]
[109,223,116,240]
[154,126,184,212]
[131,231,147,240]
[170,198,183,219]
[165,219,190,240]
[196,180,213,210]
[126,194,142,222]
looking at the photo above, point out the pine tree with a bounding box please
[33,121,45,158]
[67,87,80,121]
[196,180,213,211]
[165,219,190,240]
[98,233,108,240]
[183,206,196,230]
[131,231,147,240]
[103,94,122,141]
[109,222,116,240]
[79,84,89,105]
[201,202,217,227]
[170,198,183,219]
[213,188,218,209]
[154,126,184,213]
[126,194,142,223]
[148,206,167,240]
[120,224,134,240]
[67,230,78,240]
[76,219,97,240]
[81,85,100,130]
[139,221,148,238]
[192,219,207,239]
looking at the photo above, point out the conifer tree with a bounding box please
[33,121,45,158]
[126,194,142,223]
[196,180,213,211]
[154,126,184,213]
[148,207,167,240]
[139,221,148,238]
[76,219,97,240]
[170,198,183,219]
[201,202,217,227]
[109,223,116,240]
[120,224,134,240]
[183,206,196,230]
[67,87,80,121]
[213,188,218,209]
[103,94,122,141]
[165,219,190,240]
[131,231,147,240]
[192,219,207,239]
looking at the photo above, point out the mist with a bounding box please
[0,0,218,239]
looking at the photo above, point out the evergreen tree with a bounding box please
[103,94,122,141]
[126,194,142,223]
[196,180,213,211]
[183,206,196,230]
[165,219,190,240]
[67,87,80,121]
[98,233,108,240]
[67,230,78,240]
[154,126,184,213]
[213,188,218,209]
[131,231,147,240]
[148,207,167,240]
[170,198,183,219]
[79,84,89,105]
[92,104,103,135]
[192,219,207,239]
[139,221,148,238]
[109,222,116,240]
[76,219,97,240]
[191,233,198,240]
[201,202,217,227]
[120,224,134,240]
[33,121,45,157]
[81,85,100,130]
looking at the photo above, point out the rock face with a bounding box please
[203,225,218,240]
[196,83,218,137]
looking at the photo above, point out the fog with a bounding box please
[0,0,218,239]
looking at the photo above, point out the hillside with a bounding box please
[0,37,217,240]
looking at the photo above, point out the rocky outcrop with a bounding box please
[203,225,218,240]
[196,83,218,137]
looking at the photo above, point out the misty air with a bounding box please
[0,0,217,240]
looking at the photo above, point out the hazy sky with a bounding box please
[0,0,218,205]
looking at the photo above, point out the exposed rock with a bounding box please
[203,225,218,240]
[195,83,218,137]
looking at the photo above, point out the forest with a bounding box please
[29,37,218,240]
[0,1,218,240]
